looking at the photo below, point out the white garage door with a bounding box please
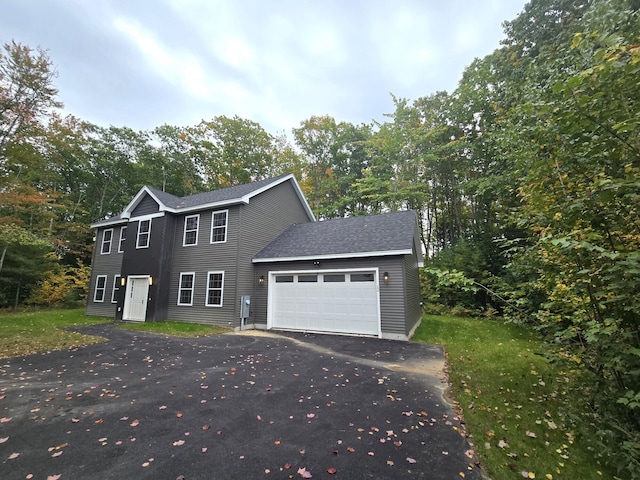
[268,270,380,336]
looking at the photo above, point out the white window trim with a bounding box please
[100,229,113,255]
[111,275,121,303]
[118,226,127,253]
[136,219,151,249]
[177,272,196,306]
[183,214,200,247]
[94,275,107,302]
[205,271,224,307]
[210,209,228,244]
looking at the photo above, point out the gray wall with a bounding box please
[86,225,125,317]
[132,195,160,216]
[165,179,312,326]
[402,246,423,336]
[251,256,408,337]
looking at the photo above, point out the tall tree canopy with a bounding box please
[2,1,640,472]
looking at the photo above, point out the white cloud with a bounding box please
[0,0,529,134]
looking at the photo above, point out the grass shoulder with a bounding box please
[0,308,108,359]
[414,314,614,480]
[117,320,232,337]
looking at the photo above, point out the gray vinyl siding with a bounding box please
[166,180,312,327]
[236,180,314,319]
[86,227,125,317]
[402,247,422,336]
[132,194,160,217]
[166,207,240,326]
[252,256,407,336]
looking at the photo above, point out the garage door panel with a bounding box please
[270,271,380,336]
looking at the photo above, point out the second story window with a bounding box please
[183,214,199,246]
[210,210,228,243]
[101,229,113,254]
[118,226,127,253]
[136,219,151,249]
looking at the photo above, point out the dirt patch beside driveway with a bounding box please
[0,325,481,480]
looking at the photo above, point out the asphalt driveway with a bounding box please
[0,325,481,479]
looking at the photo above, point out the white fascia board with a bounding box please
[90,218,128,229]
[252,249,413,264]
[241,174,316,222]
[120,186,166,218]
[162,199,246,214]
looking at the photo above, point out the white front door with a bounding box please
[123,276,149,321]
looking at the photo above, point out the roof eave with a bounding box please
[90,218,128,229]
[252,249,413,264]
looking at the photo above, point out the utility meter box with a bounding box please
[240,295,251,319]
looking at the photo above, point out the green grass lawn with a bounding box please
[414,314,615,480]
[118,321,232,337]
[0,308,108,359]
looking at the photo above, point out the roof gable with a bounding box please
[253,210,422,264]
[91,174,314,227]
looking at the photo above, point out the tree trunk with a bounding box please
[0,245,6,275]
[14,281,20,308]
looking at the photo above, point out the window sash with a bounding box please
[210,210,228,243]
[206,271,224,307]
[118,226,127,253]
[101,229,113,254]
[183,214,199,246]
[94,275,107,302]
[111,275,121,303]
[177,273,195,306]
[136,220,151,248]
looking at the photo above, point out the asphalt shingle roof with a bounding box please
[148,175,290,210]
[254,210,418,261]
[91,175,295,227]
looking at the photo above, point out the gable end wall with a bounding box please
[132,194,160,217]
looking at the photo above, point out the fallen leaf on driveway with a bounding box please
[327,467,337,474]
[130,419,139,427]
[8,452,20,459]
[47,475,62,480]
[172,440,185,446]
[0,437,8,443]
[297,466,312,478]
[406,457,417,464]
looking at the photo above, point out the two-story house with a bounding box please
[86,174,423,340]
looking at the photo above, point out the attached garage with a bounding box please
[253,210,424,341]
[268,270,381,336]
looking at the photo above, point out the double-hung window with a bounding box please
[178,272,195,306]
[136,219,151,248]
[101,229,113,254]
[206,271,224,307]
[210,210,228,243]
[183,214,199,246]
[94,275,107,302]
[111,275,121,303]
[118,226,127,253]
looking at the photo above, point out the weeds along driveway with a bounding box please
[0,324,481,480]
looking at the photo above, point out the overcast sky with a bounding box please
[3,0,527,136]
